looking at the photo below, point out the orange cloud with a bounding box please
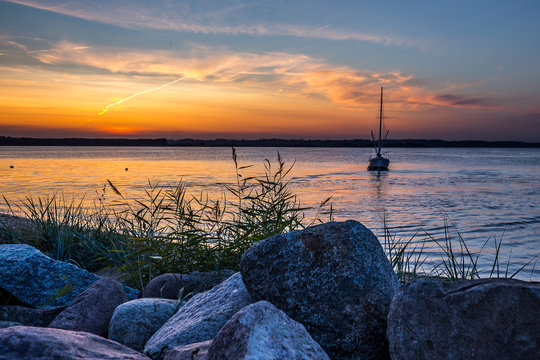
[0,37,516,139]
[10,40,420,109]
[4,37,505,115]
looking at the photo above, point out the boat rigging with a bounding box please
[368,87,390,171]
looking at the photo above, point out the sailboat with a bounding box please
[368,87,390,171]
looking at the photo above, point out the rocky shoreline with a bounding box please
[0,220,538,359]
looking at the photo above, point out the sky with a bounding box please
[0,0,539,141]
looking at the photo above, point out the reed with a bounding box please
[1,149,536,289]
[382,217,538,282]
[0,149,332,289]
[1,192,121,271]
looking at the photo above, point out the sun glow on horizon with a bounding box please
[1,1,539,141]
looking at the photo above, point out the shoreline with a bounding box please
[1,137,539,148]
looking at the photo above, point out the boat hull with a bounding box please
[368,156,390,171]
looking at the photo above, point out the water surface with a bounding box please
[1,146,538,279]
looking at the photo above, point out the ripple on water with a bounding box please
[0,146,538,280]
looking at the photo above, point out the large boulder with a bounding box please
[142,270,235,299]
[0,326,150,359]
[0,304,65,326]
[109,298,177,351]
[207,301,330,360]
[387,278,540,360]
[144,272,253,360]
[49,277,128,336]
[240,220,399,360]
[0,244,138,308]
[163,340,212,360]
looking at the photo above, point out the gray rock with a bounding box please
[109,298,177,351]
[163,341,212,360]
[240,220,399,360]
[0,321,19,329]
[387,278,540,360]
[144,272,253,360]
[0,305,65,326]
[49,277,128,336]
[0,244,138,308]
[0,325,150,359]
[207,301,330,360]
[142,270,235,299]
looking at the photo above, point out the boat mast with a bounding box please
[378,86,383,157]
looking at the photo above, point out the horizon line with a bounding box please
[1,136,538,147]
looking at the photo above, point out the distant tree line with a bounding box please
[0,137,168,146]
[0,136,538,148]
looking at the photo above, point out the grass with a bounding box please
[1,148,537,289]
[382,216,538,283]
[0,149,332,289]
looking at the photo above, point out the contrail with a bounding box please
[98,76,186,115]
[312,24,332,32]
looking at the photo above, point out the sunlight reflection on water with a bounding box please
[1,146,538,280]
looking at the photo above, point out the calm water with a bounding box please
[1,146,538,280]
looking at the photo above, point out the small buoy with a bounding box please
[9,165,14,168]
[125,168,128,171]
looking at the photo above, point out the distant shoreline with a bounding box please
[0,136,539,148]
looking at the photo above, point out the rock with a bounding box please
[109,298,177,351]
[163,340,212,360]
[97,266,127,284]
[0,321,20,329]
[0,326,150,359]
[240,220,399,360]
[207,301,330,360]
[142,270,235,299]
[49,277,128,336]
[387,278,540,360]
[0,244,138,308]
[0,305,65,326]
[144,272,253,360]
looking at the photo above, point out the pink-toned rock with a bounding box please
[0,326,150,359]
[387,278,540,360]
[144,273,253,360]
[207,301,330,360]
[109,298,177,351]
[164,340,212,360]
[0,305,65,326]
[49,277,128,336]
[240,221,398,359]
[142,271,234,299]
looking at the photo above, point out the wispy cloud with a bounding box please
[432,94,495,108]
[7,39,414,104]
[5,0,417,48]
[2,37,501,113]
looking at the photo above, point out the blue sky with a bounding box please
[1,0,539,140]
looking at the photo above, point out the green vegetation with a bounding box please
[0,149,536,289]
[382,217,538,283]
[0,149,332,289]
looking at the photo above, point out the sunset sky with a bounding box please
[1,1,539,141]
